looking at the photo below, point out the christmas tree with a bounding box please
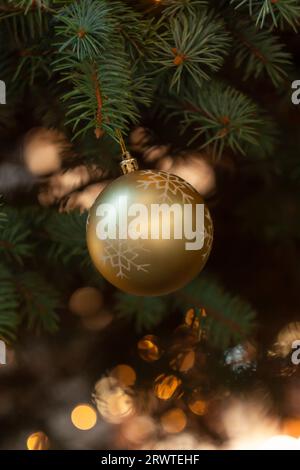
[1,0,300,451]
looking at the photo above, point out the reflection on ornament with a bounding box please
[111,364,136,387]
[161,408,187,434]
[94,377,135,424]
[69,287,103,317]
[169,348,195,373]
[154,374,182,400]
[87,169,213,296]
[138,335,162,362]
[23,127,69,176]
[188,390,208,416]
[81,309,113,331]
[71,404,97,430]
[271,322,300,358]
[121,415,157,446]
[26,431,50,450]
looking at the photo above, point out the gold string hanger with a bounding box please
[115,129,139,174]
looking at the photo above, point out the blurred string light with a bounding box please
[69,287,103,318]
[137,335,162,362]
[160,408,187,434]
[26,431,50,450]
[110,365,136,388]
[71,404,97,430]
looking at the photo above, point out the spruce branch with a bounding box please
[0,208,33,265]
[55,46,148,138]
[168,81,275,158]
[176,277,256,349]
[0,0,53,42]
[230,0,300,30]
[160,0,208,17]
[16,271,60,333]
[0,264,19,342]
[55,0,113,60]
[115,293,168,332]
[152,8,230,92]
[229,18,292,86]
[44,210,88,264]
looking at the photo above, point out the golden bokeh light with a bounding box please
[111,364,136,387]
[282,418,300,438]
[154,374,182,401]
[81,309,113,331]
[121,415,157,446]
[161,408,187,434]
[26,431,50,450]
[138,335,162,362]
[71,404,97,430]
[170,348,195,372]
[188,390,208,416]
[69,287,103,317]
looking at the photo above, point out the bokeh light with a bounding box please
[27,431,50,450]
[71,404,97,430]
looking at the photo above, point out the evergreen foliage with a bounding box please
[0,0,299,349]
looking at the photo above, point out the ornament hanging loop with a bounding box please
[115,129,139,174]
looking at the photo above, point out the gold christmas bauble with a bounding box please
[87,170,213,296]
[68,287,103,317]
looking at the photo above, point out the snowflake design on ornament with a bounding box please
[102,239,150,279]
[202,210,213,259]
[136,171,194,204]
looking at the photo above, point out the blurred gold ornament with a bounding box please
[23,127,70,176]
[69,287,103,317]
[94,377,135,424]
[154,374,182,400]
[138,335,162,362]
[169,348,195,373]
[161,408,187,434]
[81,309,113,331]
[270,322,300,358]
[111,364,136,387]
[71,404,97,430]
[26,431,50,450]
[188,389,209,416]
[87,169,213,296]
